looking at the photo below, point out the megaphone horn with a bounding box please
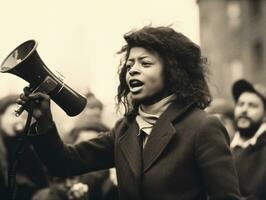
[0,40,87,116]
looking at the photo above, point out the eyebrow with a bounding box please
[127,55,150,62]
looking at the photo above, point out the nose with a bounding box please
[239,104,248,115]
[128,63,140,76]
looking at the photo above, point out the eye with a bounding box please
[249,103,258,108]
[142,61,152,67]
[125,62,133,70]
[236,101,244,107]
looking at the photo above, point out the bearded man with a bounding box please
[231,79,266,200]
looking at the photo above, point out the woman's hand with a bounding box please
[17,86,53,122]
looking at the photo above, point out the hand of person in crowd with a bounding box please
[17,86,53,122]
[68,182,89,200]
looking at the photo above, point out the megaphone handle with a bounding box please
[15,106,25,117]
[15,76,58,117]
[15,86,34,117]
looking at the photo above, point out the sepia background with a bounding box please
[0,0,265,135]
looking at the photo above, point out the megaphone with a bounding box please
[0,40,87,116]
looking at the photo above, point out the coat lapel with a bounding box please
[143,102,195,172]
[117,102,195,176]
[118,120,142,178]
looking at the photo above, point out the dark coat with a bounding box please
[233,131,266,200]
[0,134,7,199]
[29,102,242,200]
[1,131,49,200]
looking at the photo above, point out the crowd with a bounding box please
[0,25,266,200]
[0,92,118,200]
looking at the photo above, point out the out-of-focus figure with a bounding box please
[206,98,236,142]
[0,124,7,199]
[69,91,109,144]
[0,94,49,200]
[68,92,118,200]
[32,176,89,200]
[230,79,266,200]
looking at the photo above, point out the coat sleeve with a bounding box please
[195,115,242,200]
[28,121,117,178]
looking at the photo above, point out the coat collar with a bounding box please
[231,123,266,148]
[118,101,195,177]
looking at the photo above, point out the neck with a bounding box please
[143,89,172,104]
[140,93,176,115]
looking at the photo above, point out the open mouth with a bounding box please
[129,79,143,87]
[129,79,144,93]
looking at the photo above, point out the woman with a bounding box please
[18,26,242,200]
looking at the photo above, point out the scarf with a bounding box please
[136,94,176,135]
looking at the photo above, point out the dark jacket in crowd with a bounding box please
[28,102,242,200]
[233,131,266,200]
[69,120,118,200]
[2,131,49,200]
[0,134,7,199]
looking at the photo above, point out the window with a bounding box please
[253,40,263,69]
[227,0,241,28]
[230,59,244,81]
[249,0,261,18]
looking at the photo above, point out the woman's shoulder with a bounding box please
[111,117,130,134]
[193,110,230,144]
[185,107,221,124]
[174,107,226,136]
[177,107,208,125]
[190,108,226,133]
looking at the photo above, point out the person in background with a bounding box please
[206,98,236,142]
[18,25,243,200]
[0,124,8,199]
[68,91,118,200]
[0,94,49,200]
[31,175,89,200]
[230,79,266,200]
[68,91,109,144]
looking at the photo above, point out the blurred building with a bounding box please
[197,0,266,99]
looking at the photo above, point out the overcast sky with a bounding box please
[0,0,199,130]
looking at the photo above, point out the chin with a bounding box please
[130,89,166,105]
[131,96,144,105]
[237,121,250,129]
[131,93,150,104]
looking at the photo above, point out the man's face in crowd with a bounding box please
[234,92,265,134]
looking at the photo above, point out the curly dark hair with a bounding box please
[116,25,212,115]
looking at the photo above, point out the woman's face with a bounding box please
[125,47,167,105]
